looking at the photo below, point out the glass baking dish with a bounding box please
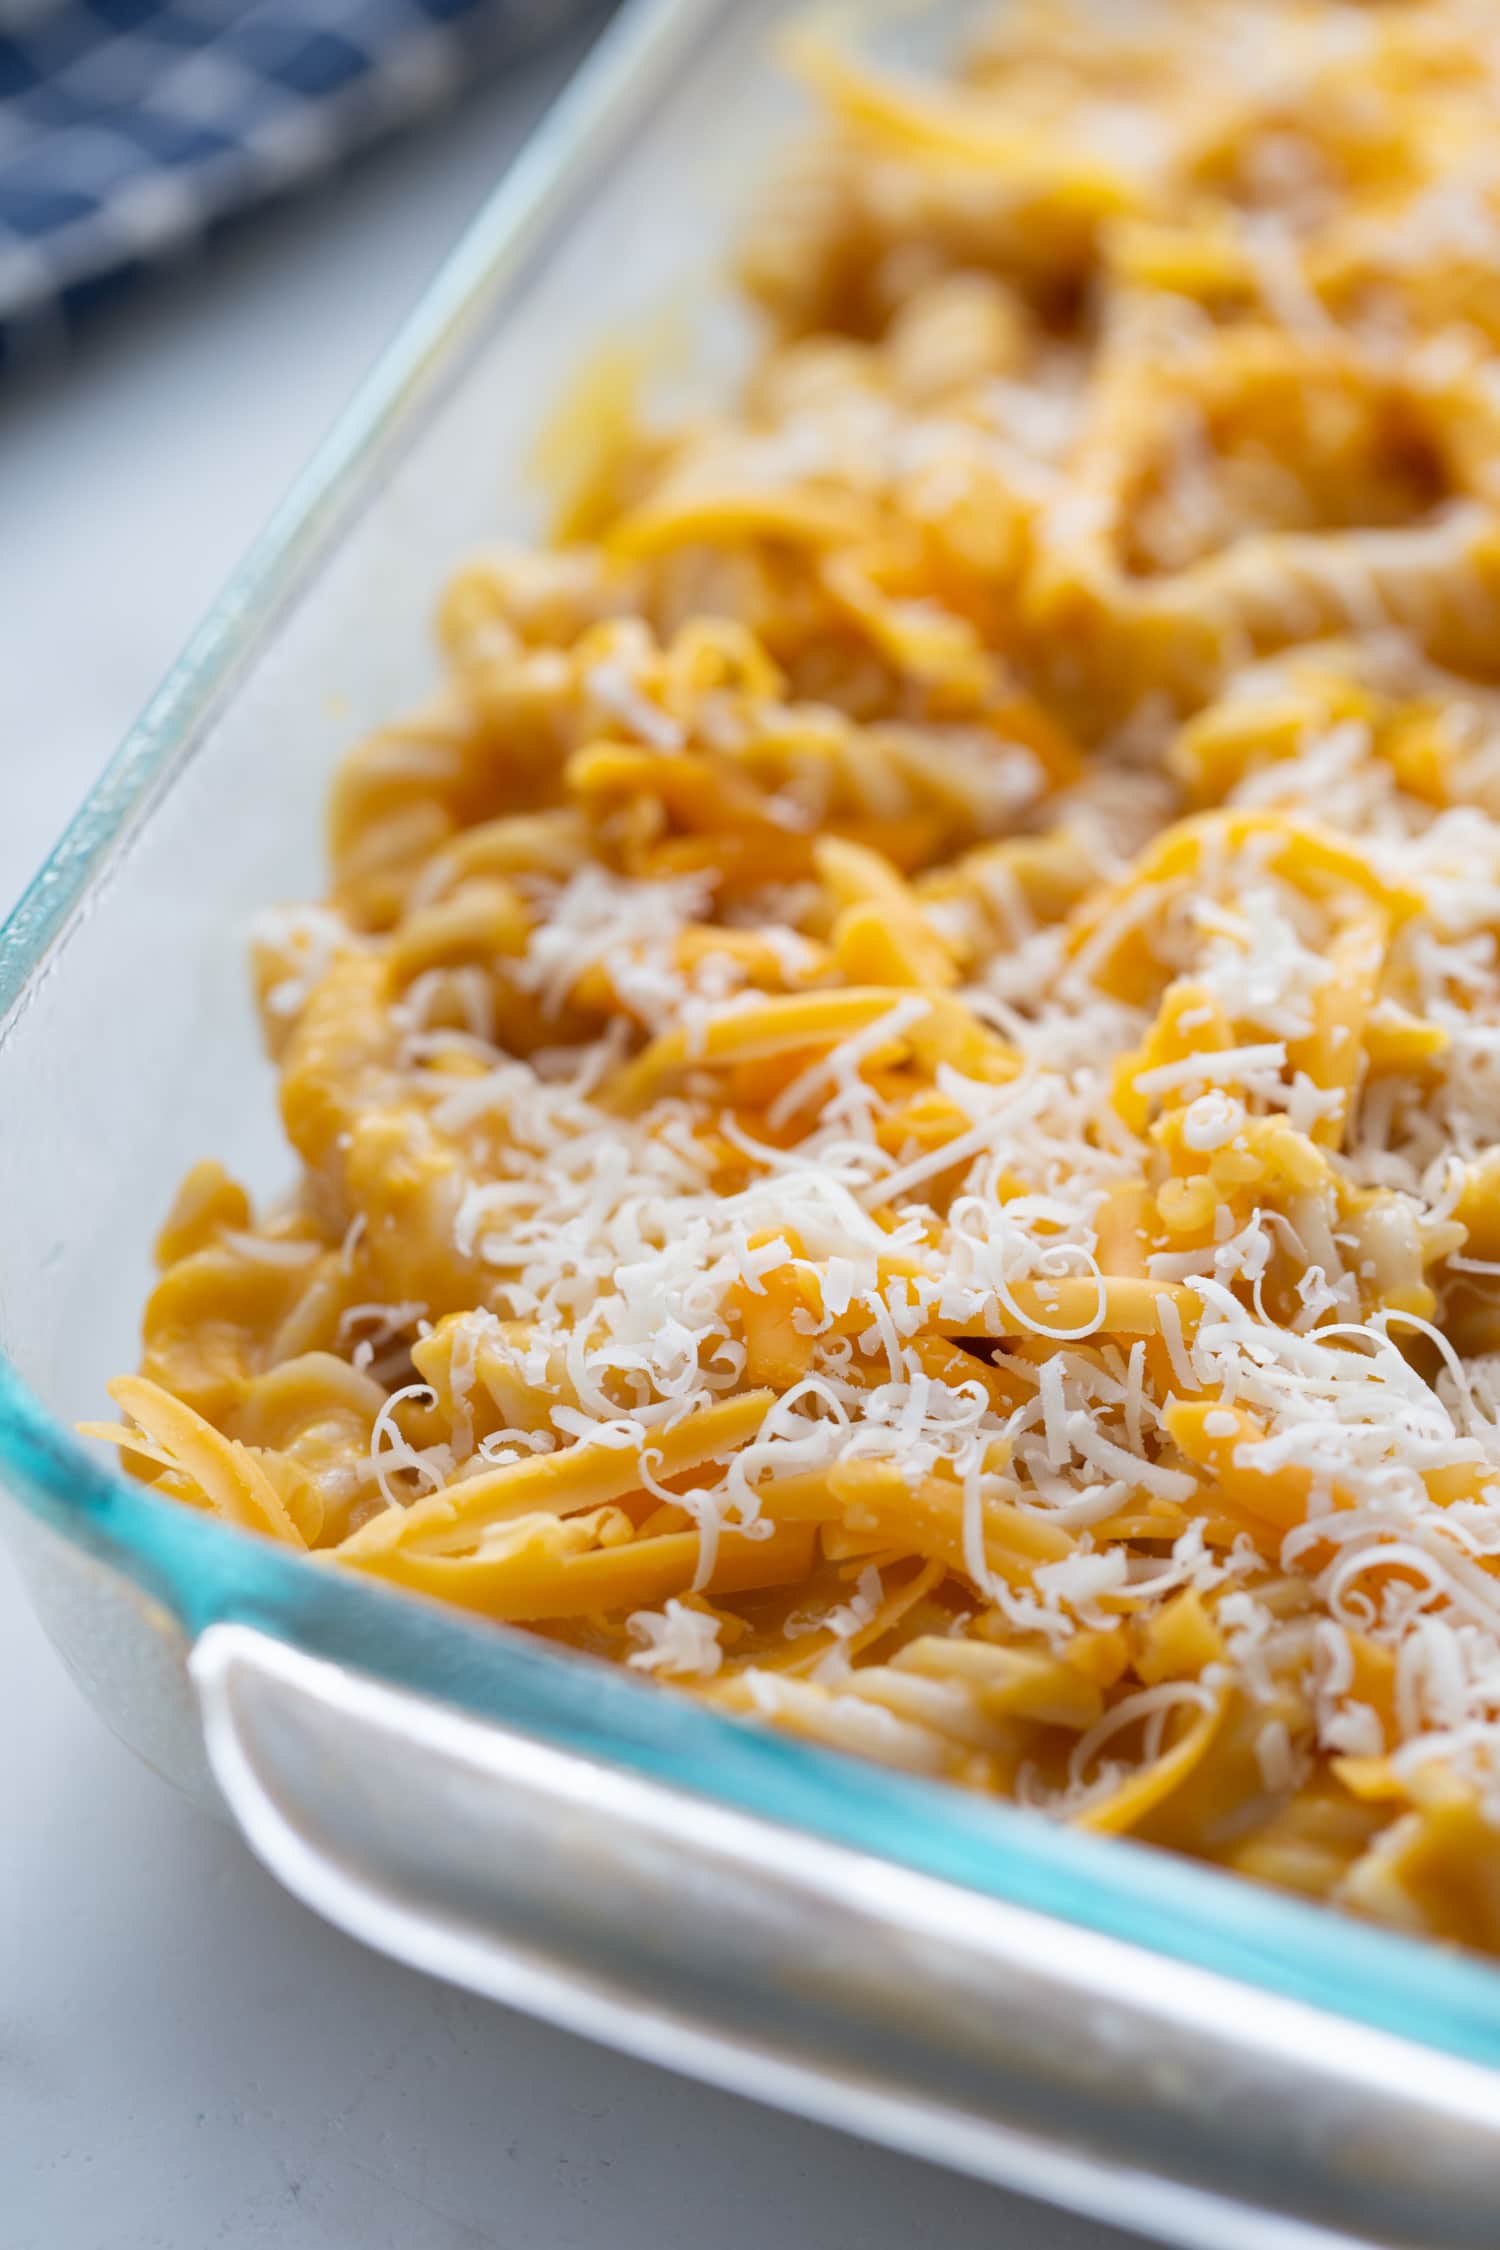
[7,4,1500,2243]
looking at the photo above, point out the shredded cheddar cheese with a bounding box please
[85,0,1500,1954]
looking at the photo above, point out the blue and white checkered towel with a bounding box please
[0,0,604,348]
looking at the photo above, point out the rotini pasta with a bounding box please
[87,0,1500,1955]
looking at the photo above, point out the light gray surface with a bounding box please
[1,32,1149,2250]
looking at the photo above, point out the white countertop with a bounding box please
[1,34,1145,2249]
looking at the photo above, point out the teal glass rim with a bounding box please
[6,0,1500,2089]
[11,1345,1500,2075]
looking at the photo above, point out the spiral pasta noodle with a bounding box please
[87,0,1500,1955]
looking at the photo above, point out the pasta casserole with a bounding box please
[86,0,1500,1956]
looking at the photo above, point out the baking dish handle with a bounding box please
[192,1620,1500,2250]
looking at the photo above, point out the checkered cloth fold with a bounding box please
[0,0,602,348]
